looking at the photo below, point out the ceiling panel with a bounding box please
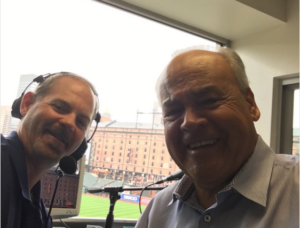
[93,0,286,44]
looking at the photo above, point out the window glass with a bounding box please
[1,0,217,220]
[293,89,299,155]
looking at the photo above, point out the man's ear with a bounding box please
[245,88,260,122]
[20,92,36,117]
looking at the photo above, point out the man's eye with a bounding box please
[163,109,182,119]
[77,119,88,129]
[198,98,219,107]
[52,104,64,112]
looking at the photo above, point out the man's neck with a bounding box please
[193,184,220,209]
[25,157,49,190]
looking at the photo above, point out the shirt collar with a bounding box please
[233,135,275,207]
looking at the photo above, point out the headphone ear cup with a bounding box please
[70,139,87,162]
[11,96,23,119]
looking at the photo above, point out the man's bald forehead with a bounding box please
[166,49,226,76]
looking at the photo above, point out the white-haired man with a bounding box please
[135,47,299,228]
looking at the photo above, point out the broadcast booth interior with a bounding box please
[1,0,298,228]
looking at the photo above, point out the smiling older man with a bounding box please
[135,47,299,228]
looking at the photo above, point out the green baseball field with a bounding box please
[79,194,147,219]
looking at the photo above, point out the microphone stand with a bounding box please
[88,186,166,228]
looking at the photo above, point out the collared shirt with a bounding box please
[135,135,299,228]
[1,131,52,228]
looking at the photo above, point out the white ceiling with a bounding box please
[94,0,286,45]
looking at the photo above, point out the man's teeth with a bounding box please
[189,139,217,149]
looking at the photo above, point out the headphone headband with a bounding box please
[11,72,101,161]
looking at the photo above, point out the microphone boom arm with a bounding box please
[87,186,166,228]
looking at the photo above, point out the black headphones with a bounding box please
[11,72,101,163]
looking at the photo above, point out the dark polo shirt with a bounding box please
[1,131,52,228]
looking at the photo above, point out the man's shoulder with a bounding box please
[1,134,10,156]
[274,153,299,170]
[1,134,8,146]
[152,181,180,203]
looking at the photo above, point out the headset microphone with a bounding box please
[59,156,77,174]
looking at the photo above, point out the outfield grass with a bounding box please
[79,194,146,219]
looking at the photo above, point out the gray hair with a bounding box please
[155,45,249,106]
[34,72,99,120]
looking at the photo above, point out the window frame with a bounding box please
[270,73,299,154]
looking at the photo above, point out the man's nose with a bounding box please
[180,108,208,132]
[59,113,76,132]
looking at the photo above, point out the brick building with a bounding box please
[87,116,179,185]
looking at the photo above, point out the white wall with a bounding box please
[231,0,299,145]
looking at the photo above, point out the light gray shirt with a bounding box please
[135,136,299,228]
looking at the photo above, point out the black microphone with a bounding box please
[59,156,77,174]
[155,170,184,184]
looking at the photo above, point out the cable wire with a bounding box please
[45,169,64,227]
[139,182,156,214]
[60,219,70,228]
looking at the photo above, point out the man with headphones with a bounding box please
[1,72,100,228]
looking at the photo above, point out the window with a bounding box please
[271,74,299,154]
[136,148,138,151]
[3,0,219,221]
[144,155,146,159]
